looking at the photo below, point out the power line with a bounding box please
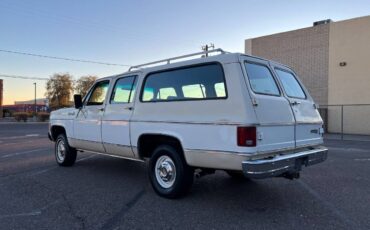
[0,49,131,67]
[0,74,48,81]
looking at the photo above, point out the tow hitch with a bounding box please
[281,172,300,180]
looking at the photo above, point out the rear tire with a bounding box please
[148,145,193,198]
[55,134,77,166]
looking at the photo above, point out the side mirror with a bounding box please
[74,94,83,109]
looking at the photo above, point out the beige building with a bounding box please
[245,16,370,135]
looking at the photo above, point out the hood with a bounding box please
[50,107,77,120]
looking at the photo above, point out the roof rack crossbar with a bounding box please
[128,48,225,71]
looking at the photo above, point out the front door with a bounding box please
[241,56,296,152]
[272,65,323,147]
[74,80,110,152]
[102,75,137,158]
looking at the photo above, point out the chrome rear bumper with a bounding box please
[242,147,328,179]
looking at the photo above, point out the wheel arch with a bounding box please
[50,125,67,141]
[137,133,185,160]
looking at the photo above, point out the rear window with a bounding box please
[244,62,280,96]
[275,69,306,99]
[141,63,227,102]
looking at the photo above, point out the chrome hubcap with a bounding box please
[155,156,176,188]
[56,140,66,162]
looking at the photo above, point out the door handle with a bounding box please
[98,108,105,112]
[124,106,134,111]
[291,101,301,106]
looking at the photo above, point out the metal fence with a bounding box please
[318,104,370,140]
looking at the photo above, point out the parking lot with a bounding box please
[0,123,369,230]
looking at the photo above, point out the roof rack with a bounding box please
[128,48,226,71]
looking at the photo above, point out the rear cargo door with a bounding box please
[241,56,295,152]
[271,63,323,147]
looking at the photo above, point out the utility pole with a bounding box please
[201,43,215,57]
[33,82,36,116]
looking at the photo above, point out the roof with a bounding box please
[97,49,291,81]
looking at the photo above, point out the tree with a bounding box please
[75,75,97,98]
[45,73,74,110]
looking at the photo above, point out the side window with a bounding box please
[275,69,306,99]
[245,62,280,96]
[141,63,227,102]
[110,76,137,104]
[86,80,110,106]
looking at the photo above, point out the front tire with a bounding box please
[55,134,77,166]
[148,145,193,198]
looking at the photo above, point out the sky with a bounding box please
[0,0,369,105]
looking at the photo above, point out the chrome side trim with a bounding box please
[102,142,131,148]
[77,149,145,163]
[296,121,323,125]
[102,119,316,126]
[69,138,105,153]
[103,142,136,158]
[130,120,253,126]
[258,122,295,126]
[130,120,301,126]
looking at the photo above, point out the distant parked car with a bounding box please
[48,49,328,198]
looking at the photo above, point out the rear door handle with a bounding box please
[291,101,301,106]
[98,108,105,112]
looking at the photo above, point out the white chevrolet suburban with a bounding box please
[48,49,328,198]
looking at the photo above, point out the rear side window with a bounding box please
[244,62,280,96]
[141,63,227,102]
[275,69,306,99]
[110,76,137,104]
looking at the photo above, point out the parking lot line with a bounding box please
[1,148,49,159]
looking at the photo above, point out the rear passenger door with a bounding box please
[102,75,137,158]
[241,57,295,152]
[272,64,323,147]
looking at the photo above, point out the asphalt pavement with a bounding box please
[0,123,369,230]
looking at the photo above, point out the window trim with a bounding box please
[274,67,307,100]
[244,61,281,97]
[109,75,137,104]
[85,80,111,106]
[139,62,228,103]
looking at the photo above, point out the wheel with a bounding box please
[225,170,248,180]
[55,133,77,166]
[148,145,194,198]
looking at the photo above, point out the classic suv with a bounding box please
[48,49,328,198]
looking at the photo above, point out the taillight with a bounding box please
[237,127,256,147]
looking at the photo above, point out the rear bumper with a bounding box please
[242,147,328,179]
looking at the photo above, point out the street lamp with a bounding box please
[33,82,36,116]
